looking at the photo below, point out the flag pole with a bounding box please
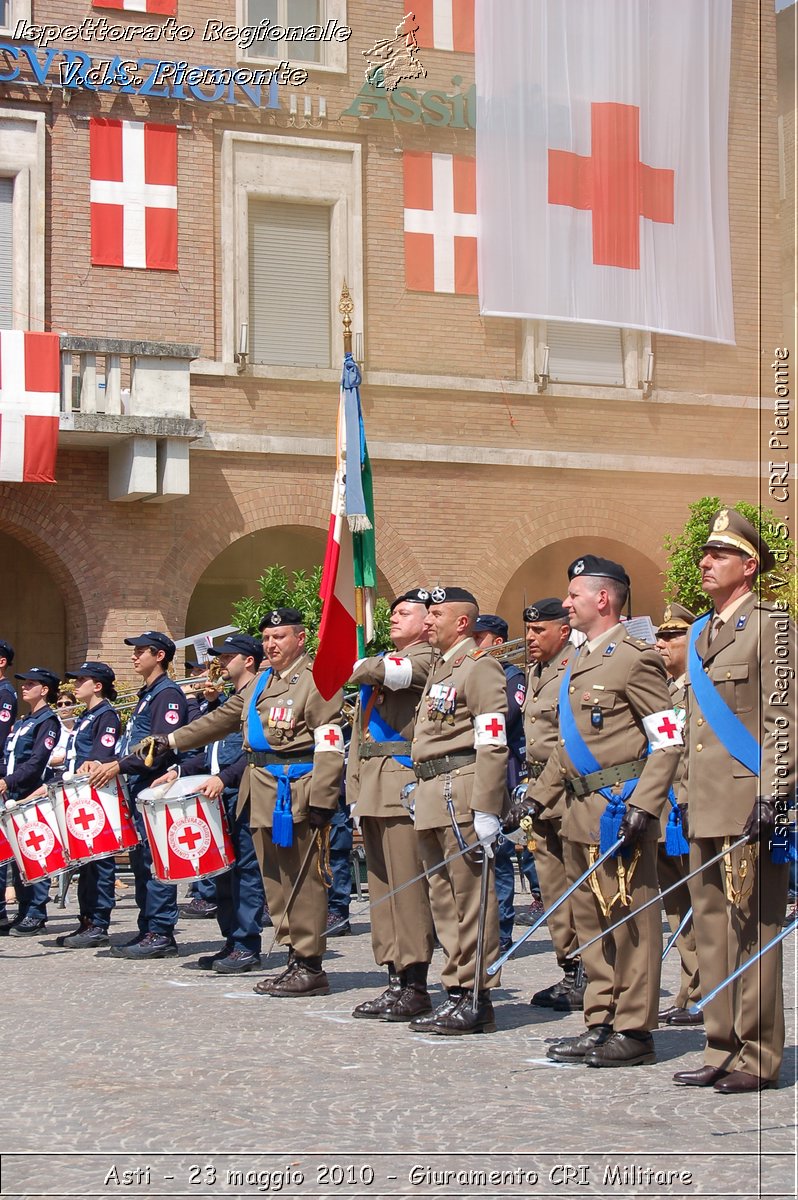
[338,281,366,656]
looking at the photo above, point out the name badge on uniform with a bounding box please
[736,615,748,630]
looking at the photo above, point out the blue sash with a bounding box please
[245,670,313,847]
[687,614,760,776]
[558,657,643,854]
[360,684,412,768]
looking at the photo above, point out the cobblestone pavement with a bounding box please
[1,879,795,1199]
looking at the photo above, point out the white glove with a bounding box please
[472,810,501,858]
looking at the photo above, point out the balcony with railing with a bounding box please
[58,336,204,501]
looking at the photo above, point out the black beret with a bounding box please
[258,607,304,631]
[425,586,478,607]
[567,556,630,588]
[390,588,431,613]
[523,598,570,623]
[0,639,14,664]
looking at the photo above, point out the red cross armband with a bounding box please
[382,655,412,691]
[474,713,507,747]
[643,710,683,751]
[314,725,345,754]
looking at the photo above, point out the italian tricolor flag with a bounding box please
[313,353,377,700]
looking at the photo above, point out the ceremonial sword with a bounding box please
[688,916,797,1014]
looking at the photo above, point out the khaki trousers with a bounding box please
[688,838,788,1081]
[361,815,434,972]
[416,823,500,991]
[253,821,328,959]
[531,814,578,965]
[656,844,700,1007]
[564,838,662,1032]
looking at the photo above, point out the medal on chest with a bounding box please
[268,705,295,741]
[427,683,457,724]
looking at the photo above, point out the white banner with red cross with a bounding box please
[475,0,734,343]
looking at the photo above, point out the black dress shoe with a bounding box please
[666,1007,704,1026]
[421,990,496,1035]
[8,915,46,936]
[586,1031,656,1068]
[673,1065,729,1087]
[658,1004,683,1022]
[714,1070,776,1094]
[213,948,261,974]
[547,1025,613,1062]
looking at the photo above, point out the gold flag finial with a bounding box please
[338,280,354,355]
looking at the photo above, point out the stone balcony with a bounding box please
[58,336,204,502]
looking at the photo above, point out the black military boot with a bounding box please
[382,962,433,1022]
[352,964,403,1018]
[530,959,583,1008]
[409,987,463,1031]
[424,989,497,1036]
[551,961,587,1011]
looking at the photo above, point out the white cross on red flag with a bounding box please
[403,151,477,294]
[0,331,60,483]
[414,0,475,51]
[92,1,178,14]
[90,118,178,270]
[475,0,735,343]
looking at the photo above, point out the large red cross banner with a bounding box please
[0,332,60,484]
[475,0,734,343]
[90,119,178,270]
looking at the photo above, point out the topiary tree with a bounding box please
[663,497,797,617]
[231,564,393,655]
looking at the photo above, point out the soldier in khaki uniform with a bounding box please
[162,608,345,997]
[517,598,581,1010]
[409,586,509,1035]
[532,556,681,1068]
[346,588,436,1021]
[673,509,796,1093]
[654,603,702,1026]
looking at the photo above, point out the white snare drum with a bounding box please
[51,775,139,868]
[1,793,69,883]
[0,820,14,868]
[137,775,235,883]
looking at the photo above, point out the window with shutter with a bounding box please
[0,177,12,330]
[248,199,331,367]
[547,321,624,386]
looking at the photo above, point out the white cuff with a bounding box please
[167,733,177,749]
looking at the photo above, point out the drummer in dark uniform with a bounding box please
[57,661,122,949]
[0,667,61,936]
[87,630,189,960]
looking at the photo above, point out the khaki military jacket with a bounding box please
[171,654,344,829]
[679,594,797,837]
[346,641,435,819]
[524,643,574,820]
[411,636,509,831]
[532,629,680,845]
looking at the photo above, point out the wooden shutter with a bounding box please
[0,176,12,331]
[248,199,331,368]
[547,321,624,386]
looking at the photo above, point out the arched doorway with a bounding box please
[0,530,68,675]
[184,525,393,641]
[497,537,666,639]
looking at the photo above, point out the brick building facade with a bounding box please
[0,0,787,689]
